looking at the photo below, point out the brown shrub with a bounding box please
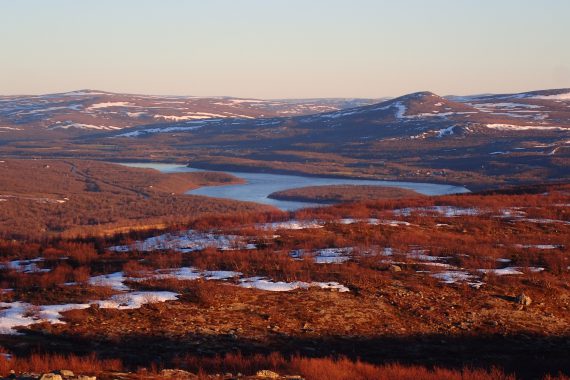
[122,260,152,278]
[173,353,520,380]
[0,353,122,376]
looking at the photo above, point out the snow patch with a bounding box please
[485,124,568,131]
[50,123,122,130]
[116,124,204,137]
[108,229,254,253]
[0,258,49,273]
[291,248,353,264]
[472,102,543,109]
[88,102,134,110]
[95,291,178,309]
[532,92,570,100]
[0,292,177,335]
[478,267,544,276]
[431,271,483,288]
[257,220,324,230]
[393,102,407,119]
[239,277,349,292]
[435,126,455,138]
[126,111,147,118]
[514,244,562,250]
[394,206,479,217]
[89,272,129,291]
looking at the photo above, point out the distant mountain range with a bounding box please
[1,88,569,189]
[105,88,570,139]
[0,90,378,137]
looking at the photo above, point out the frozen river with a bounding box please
[120,163,470,211]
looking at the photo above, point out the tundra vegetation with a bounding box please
[0,162,569,379]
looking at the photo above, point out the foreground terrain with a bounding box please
[1,170,569,379]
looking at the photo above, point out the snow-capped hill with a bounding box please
[526,88,570,100]
[300,91,476,124]
[450,88,570,129]
[375,91,479,121]
[451,88,570,102]
[0,90,376,138]
[104,87,570,145]
[392,91,440,102]
[2,88,569,144]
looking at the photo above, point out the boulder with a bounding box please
[256,369,280,378]
[159,369,193,378]
[39,374,63,380]
[55,370,74,377]
[515,293,532,306]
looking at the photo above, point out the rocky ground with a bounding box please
[2,369,298,379]
[7,279,568,377]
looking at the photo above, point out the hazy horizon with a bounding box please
[5,87,570,101]
[1,0,569,98]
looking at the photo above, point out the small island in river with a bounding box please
[268,184,424,204]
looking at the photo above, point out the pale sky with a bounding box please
[1,0,569,98]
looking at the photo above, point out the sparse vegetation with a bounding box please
[0,180,568,379]
[268,184,423,203]
[0,159,271,239]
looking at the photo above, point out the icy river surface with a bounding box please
[120,163,470,211]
